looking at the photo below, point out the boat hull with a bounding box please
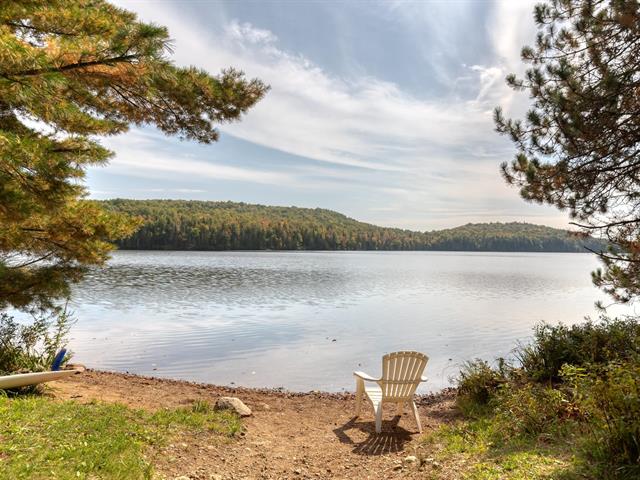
[0,370,81,390]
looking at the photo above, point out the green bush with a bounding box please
[494,382,572,437]
[455,359,509,413]
[516,317,640,382]
[563,361,640,474]
[0,309,74,375]
[452,318,640,477]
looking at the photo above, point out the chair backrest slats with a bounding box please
[378,351,428,400]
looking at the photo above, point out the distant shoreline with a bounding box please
[111,247,596,254]
[99,199,606,253]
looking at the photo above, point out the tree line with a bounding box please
[99,199,605,252]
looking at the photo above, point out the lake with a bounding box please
[67,250,616,392]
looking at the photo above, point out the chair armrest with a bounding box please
[353,371,379,381]
[421,376,428,382]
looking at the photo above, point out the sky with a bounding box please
[90,0,571,231]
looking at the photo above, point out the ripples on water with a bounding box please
[68,251,616,392]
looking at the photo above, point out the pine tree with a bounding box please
[0,1,268,310]
[495,0,640,304]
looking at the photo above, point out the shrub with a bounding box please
[516,317,640,382]
[455,359,509,413]
[0,309,74,375]
[494,382,572,437]
[452,318,640,477]
[563,361,640,474]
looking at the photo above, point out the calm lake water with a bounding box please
[67,251,621,392]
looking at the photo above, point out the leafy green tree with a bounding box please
[0,1,268,311]
[98,199,604,253]
[495,0,640,304]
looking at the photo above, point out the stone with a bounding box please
[214,397,252,417]
[404,455,418,464]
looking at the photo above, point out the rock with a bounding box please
[174,476,190,480]
[209,475,222,480]
[404,455,418,464]
[215,397,252,416]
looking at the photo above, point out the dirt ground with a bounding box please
[51,370,459,480]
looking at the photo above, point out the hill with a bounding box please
[99,199,604,252]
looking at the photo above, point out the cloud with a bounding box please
[102,0,567,230]
[219,30,501,172]
[123,6,509,173]
[225,20,277,45]
[103,130,295,186]
[111,155,292,185]
[487,0,539,114]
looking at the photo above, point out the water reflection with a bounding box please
[68,251,619,392]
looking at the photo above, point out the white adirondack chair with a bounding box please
[354,351,428,433]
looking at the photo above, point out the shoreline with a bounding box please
[111,248,594,254]
[47,369,459,479]
[56,368,457,406]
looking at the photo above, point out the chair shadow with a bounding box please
[333,416,415,456]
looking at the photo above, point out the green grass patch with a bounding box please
[0,395,241,479]
[419,417,584,480]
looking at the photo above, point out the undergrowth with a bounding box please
[422,316,640,479]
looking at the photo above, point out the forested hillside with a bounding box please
[99,199,605,252]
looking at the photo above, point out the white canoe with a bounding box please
[0,369,82,390]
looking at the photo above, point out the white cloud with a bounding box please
[469,65,505,107]
[103,131,294,186]
[110,154,293,185]
[488,0,539,114]
[118,6,506,173]
[103,0,568,230]
[225,20,277,45]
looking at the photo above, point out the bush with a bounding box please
[0,309,74,375]
[563,361,640,474]
[516,317,640,382]
[452,318,640,477]
[494,382,572,437]
[455,359,509,413]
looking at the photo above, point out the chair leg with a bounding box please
[411,401,422,433]
[375,404,383,433]
[355,378,364,417]
[396,401,404,416]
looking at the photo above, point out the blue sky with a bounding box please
[93,0,569,230]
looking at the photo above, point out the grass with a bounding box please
[0,395,241,479]
[418,416,592,480]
